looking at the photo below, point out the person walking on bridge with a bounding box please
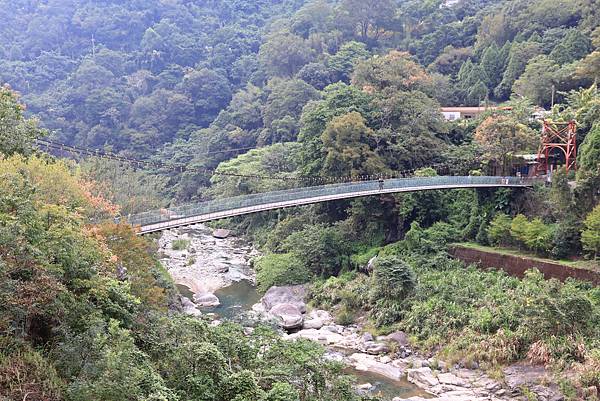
[378,178,384,191]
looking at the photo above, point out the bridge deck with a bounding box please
[130,176,538,234]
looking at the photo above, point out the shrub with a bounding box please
[264,382,300,401]
[510,214,530,246]
[550,218,582,259]
[487,213,512,246]
[371,255,416,301]
[582,204,600,257]
[424,222,461,246]
[282,224,350,277]
[507,214,555,255]
[334,305,356,326]
[255,253,310,293]
[172,239,190,251]
[309,272,369,311]
[523,218,555,254]
[370,299,405,327]
[350,246,380,270]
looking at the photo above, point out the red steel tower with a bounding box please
[535,120,577,175]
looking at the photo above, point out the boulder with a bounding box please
[287,328,345,345]
[270,303,303,330]
[385,330,409,346]
[438,373,467,387]
[503,364,550,389]
[181,297,202,316]
[363,341,389,355]
[350,353,404,381]
[212,229,231,239]
[379,356,392,364]
[194,293,220,307]
[303,310,332,329]
[322,325,340,333]
[407,367,439,388]
[307,309,333,324]
[303,318,324,329]
[357,383,373,391]
[362,332,374,342]
[261,285,307,313]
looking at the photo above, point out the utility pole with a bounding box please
[551,84,555,108]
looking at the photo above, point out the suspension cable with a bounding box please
[35,138,479,184]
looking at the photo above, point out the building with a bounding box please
[440,106,550,121]
[440,106,496,120]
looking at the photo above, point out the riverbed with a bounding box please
[161,224,427,400]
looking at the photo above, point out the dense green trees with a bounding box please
[578,123,600,178]
[0,153,366,401]
[474,115,537,174]
[0,0,595,162]
[320,112,386,177]
[0,86,45,155]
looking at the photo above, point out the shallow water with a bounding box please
[346,367,431,399]
[177,280,261,320]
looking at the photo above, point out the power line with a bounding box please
[35,138,301,182]
[35,138,479,185]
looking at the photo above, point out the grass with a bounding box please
[172,239,191,251]
[454,242,600,272]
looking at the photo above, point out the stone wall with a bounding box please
[450,246,600,286]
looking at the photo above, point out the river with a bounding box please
[160,224,555,401]
[178,280,427,400]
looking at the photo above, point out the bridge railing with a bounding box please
[128,176,538,227]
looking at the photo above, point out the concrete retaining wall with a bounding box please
[450,246,600,286]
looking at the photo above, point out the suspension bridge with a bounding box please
[128,176,538,234]
[34,138,541,235]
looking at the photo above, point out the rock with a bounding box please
[287,328,345,345]
[503,363,564,401]
[261,285,307,313]
[363,341,389,355]
[438,373,467,387]
[407,367,440,388]
[303,318,324,329]
[270,303,303,330]
[307,309,333,324]
[380,356,391,364]
[437,360,449,372]
[323,325,340,333]
[357,383,373,391]
[385,330,409,346]
[411,358,430,368]
[350,353,404,381]
[362,332,374,342]
[181,297,202,316]
[194,293,220,307]
[503,364,549,389]
[116,264,128,281]
[212,229,231,239]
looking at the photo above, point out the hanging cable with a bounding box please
[35,138,480,185]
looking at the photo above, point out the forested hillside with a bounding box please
[1,0,598,162]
